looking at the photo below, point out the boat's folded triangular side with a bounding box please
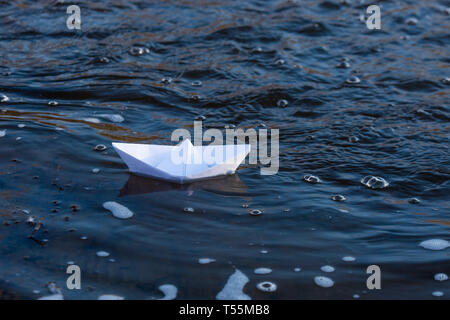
[112,141,251,183]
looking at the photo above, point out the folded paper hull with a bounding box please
[112,141,250,184]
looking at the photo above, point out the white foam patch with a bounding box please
[103,201,134,219]
[314,276,334,288]
[432,291,444,297]
[216,269,251,300]
[96,251,110,257]
[38,294,63,300]
[419,239,450,251]
[342,256,356,262]
[98,294,124,300]
[321,265,335,273]
[254,267,272,275]
[158,284,177,300]
[198,258,216,264]
[99,114,125,123]
[434,273,448,282]
[84,117,101,123]
[0,130,6,137]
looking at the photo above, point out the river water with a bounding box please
[0,0,449,299]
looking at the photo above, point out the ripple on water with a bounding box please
[314,276,334,288]
[1,94,9,102]
[103,201,134,219]
[360,176,389,189]
[158,284,178,300]
[419,239,450,251]
[216,269,251,300]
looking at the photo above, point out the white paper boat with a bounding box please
[112,139,250,183]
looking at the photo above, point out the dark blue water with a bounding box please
[0,0,449,299]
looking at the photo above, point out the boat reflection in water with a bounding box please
[119,173,248,197]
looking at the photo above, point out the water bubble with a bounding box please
[252,47,263,53]
[346,75,361,84]
[99,57,110,63]
[198,258,216,264]
[432,291,444,297]
[191,80,203,87]
[67,261,74,265]
[336,61,350,68]
[92,168,100,174]
[419,239,450,251]
[18,124,26,128]
[129,47,148,56]
[0,130,6,138]
[434,273,448,282]
[320,265,335,273]
[249,209,262,216]
[274,59,285,65]
[348,135,359,143]
[405,17,418,25]
[254,268,272,275]
[303,175,321,184]
[294,267,301,272]
[353,294,360,299]
[191,94,202,101]
[360,176,389,189]
[94,144,107,152]
[260,250,268,254]
[96,251,110,257]
[277,99,288,107]
[408,198,420,204]
[256,281,277,292]
[314,276,334,288]
[81,236,88,240]
[183,207,195,213]
[161,77,173,84]
[0,94,9,102]
[195,115,206,121]
[331,195,346,202]
[342,256,356,262]
[441,77,450,85]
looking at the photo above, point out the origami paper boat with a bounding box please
[112,139,250,183]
